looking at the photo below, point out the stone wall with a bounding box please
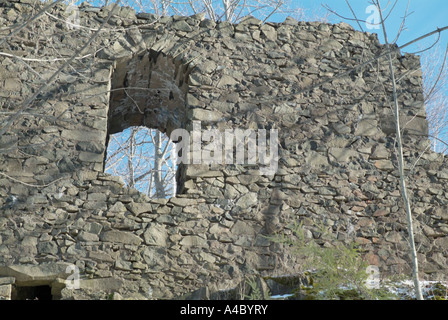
[0,0,447,299]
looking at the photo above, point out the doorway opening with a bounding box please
[12,285,53,300]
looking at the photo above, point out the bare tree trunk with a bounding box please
[375,1,424,300]
[154,130,166,198]
[222,0,234,21]
[147,170,154,196]
[127,127,137,189]
[161,0,168,16]
[170,142,177,196]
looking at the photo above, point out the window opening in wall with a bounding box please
[105,126,178,198]
[12,285,53,300]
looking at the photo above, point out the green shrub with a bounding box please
[267,220,396,300]
[244,276,270,300]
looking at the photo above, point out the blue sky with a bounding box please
[286,0,448,54]
[287,1,448,149]
[85,0,447,53]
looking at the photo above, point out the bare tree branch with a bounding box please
[0,0,122,138]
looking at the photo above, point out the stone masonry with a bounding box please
[0,0,447,299]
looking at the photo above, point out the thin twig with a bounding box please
[0,1,121,138]
[0,172,67,188]
[257,25,448,103]
[0,0,64,47]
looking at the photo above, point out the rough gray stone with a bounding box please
[0,1,446,301]
[78,231,100,242]
[319,39,343,51]
[127,202,152,215]
[236,192,257,209]
[180,236,207,247]
[0,284,11,300]
[143,224,168,246]
[328,147,358,163]
[37,241,58,255]
[100,230,142,245]
[355,119,378,136]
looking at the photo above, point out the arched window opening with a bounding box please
[105,50,190,198]
[105,126,177,198]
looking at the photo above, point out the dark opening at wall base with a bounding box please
[11,285,53,300]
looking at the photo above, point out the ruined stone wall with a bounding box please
[0,0,447,300]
